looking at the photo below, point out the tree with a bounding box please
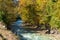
[12,0,60,31]
[18,0,40,27]
[0,0,18,29]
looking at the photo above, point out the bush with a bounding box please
[0,11,4,21]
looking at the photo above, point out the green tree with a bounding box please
[0,11,4,21]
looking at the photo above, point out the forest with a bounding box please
[0,0,60,30]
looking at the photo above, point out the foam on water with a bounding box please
[10,20,53,40]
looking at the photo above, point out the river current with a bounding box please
[10,19,53,40]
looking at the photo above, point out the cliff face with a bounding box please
[0,22,19,40]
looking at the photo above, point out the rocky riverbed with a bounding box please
[10,20,60,40]
[0,22,19,40]
[0,20,60,40]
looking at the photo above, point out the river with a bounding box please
[10,19,54,40]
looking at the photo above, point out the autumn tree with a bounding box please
[0,0,19,29]
[14,0,60,30]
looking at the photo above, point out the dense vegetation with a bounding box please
[0,0,60,30]
[0,0,18,25]
[19,0,60,30]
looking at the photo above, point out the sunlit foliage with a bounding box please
[18,0,60,29]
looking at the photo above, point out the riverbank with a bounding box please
[0,22,19,40]
[0,29,19,40]
[0,21,60,40]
